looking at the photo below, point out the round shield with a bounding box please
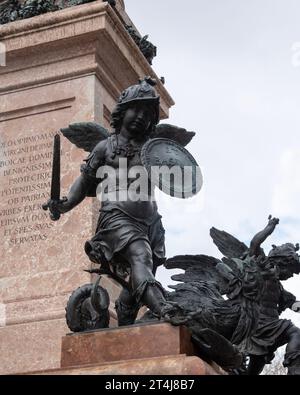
[141,138,203,199]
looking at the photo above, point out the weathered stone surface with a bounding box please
[61,322,196,368]
[23,322,224,375]
[0,317,120,375]
[31,355,219,375]
[0,318,68,375]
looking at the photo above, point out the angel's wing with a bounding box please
[221,257,244,277]
[61,122,110,152]
[210,227,249,259]
[152,124,195,147]
[165,254,231,295]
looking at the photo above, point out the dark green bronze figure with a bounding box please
[164,216,300,375]
[44,77,198,328]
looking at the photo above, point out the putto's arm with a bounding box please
[278,287,297,315]
[249,215,280,257]
[55,140,107,214]
[57,175,91,213]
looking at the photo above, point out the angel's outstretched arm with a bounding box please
[278,286,297,314]
[58,175,92,213]
[249,215,279,257]
[291,302,300,313]
[55,141,107,214]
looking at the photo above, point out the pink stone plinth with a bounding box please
[31,355,219,376]
[61,322,196,369]
[22,323,224,375]
[0,1,174,375]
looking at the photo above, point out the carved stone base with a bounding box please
[61,322,195,368]
[30,355,219,375]
[21,323,225,375]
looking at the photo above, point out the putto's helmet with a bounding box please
[111,77,160,132]
[268,243,300,274]
[117,77,160,106]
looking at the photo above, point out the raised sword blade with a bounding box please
[42,134,61,221]
[50,133,61,202]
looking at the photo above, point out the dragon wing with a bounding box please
[165,254,233,295]
[210,227,249,259]
[61,122,110,152]
[152,124,195,147]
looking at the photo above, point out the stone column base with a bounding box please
[21,323,225,375]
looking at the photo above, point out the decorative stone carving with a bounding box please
[125,24,157,65]
[0,0,21,24]
[0,0,116,25]
[0,0,156,64]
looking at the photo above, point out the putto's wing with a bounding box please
[61,122,110,152]
[210,227,249,259]
[221,257,243,277]
[153,124,195,147]
[165,254,230,294]
[166,254,220,271]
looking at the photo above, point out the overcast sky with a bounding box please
[125,0,300,325]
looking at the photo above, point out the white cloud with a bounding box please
[272,149,300,220]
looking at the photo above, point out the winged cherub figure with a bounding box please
[164,216,300,374]
[237,217,300,375]
[45,77,196,327]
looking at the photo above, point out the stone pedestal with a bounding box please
[24,323,224,375]
[0,1,174,375]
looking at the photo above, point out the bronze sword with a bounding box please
[42,134,62,221]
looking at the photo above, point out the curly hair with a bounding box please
[267,255,300,275]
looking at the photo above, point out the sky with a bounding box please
[125,0,300,326]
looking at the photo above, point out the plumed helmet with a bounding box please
[118,76,160,105]
[111,77,160,132]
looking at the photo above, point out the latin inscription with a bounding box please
[0,132,57,245]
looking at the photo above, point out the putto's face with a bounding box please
[121,102,154,136]
[277,261,294,281]
[278,268,293,281]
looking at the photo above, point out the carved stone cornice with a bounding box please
[0,1,174,118]
[0,0,156,64]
